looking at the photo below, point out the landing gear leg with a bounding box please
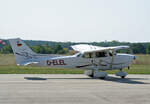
[115,69,128,78]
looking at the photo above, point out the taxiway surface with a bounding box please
[0,74,150,104]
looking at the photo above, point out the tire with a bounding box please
[88,75,94,78]
[99,77,105,79]
[121,76,125,78]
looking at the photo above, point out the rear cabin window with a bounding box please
[95,52,107,57]
[82,53,94,58]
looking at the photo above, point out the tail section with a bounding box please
[9,38,37,66]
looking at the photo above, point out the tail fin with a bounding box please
[9,38,37,66]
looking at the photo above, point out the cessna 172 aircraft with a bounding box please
[9,38,136,79]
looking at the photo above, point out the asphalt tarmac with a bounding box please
[0,74,150,104]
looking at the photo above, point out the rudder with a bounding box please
[9,38,36,65]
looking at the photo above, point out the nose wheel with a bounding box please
[115,69,128,78]
[121,76,125,79]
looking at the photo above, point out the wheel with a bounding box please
[121,76,125,78]
[88,75,94,78]
[99,77,105,79]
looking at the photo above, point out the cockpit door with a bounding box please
[93,51,113,70]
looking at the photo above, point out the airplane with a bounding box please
[9,38,136,79]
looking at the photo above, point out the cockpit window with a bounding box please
[82,53,94,58]
[95,52,107,57]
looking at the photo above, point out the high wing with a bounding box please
[71,44,129,53]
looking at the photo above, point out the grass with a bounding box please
[106,65,150,74]
[133,54,150,65]
[0,66,83,74]
[0,54,150,74]
[0,54,16,66]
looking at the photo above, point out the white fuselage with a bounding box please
[34,53,135,71]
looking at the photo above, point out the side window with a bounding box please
[82,53,94,58]
[96,52,107,57]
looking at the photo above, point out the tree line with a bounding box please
[0,43,69,54]
[0,39,150,54]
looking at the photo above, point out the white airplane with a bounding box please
[9,38,136,79]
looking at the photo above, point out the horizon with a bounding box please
[1,37,150,43]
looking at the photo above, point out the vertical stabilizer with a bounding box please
[9,38,36,65]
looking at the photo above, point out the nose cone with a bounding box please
[117,54,136,67]
[130,55,137,60]
[118,54,137,62]
[124,54,137,62]
[127,54,137,65]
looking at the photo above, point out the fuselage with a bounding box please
[34,52,136,71]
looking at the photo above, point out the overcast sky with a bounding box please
[0,0,150,42]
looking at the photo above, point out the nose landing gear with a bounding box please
[115,69,128,78]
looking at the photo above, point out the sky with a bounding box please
[0,0,150,42]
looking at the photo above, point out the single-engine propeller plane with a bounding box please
[9,38,136,79]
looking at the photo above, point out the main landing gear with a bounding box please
[84,69,107,79]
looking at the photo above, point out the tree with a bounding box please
[53,44,63,54]
[146,44,150,54]
[131,43,146,54]
[0,45,13,54]
[44,43,53,54]
[32,44,45,54]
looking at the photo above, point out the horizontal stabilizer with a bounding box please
[18,61,39,66]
